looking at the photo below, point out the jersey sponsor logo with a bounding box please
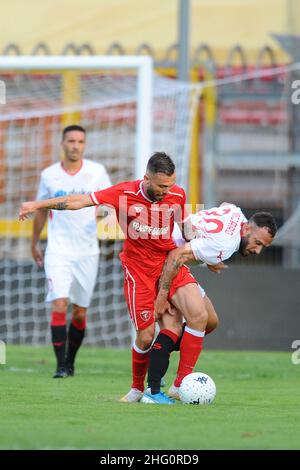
[131,221,169,236]
[54,190,68,197]
[140,310,151,322]
[54,189,88,198]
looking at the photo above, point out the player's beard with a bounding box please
[239,235,250,256]
[145,186,163,202]
[68,152,81,161]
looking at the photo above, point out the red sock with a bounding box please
[131,345,150,392]
[174,326,204,387]
[71,316,86,330]
[50,311,67,368]
[50,311,66,327]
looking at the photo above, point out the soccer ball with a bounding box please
[179,372,216,405]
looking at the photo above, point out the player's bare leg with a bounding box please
[65,304,87,376]
[172,294,219,348]
[204,296,219,335]
[51,298,68,378]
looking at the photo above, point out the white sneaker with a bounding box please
[168,384,180,400]
[119,388,143,403]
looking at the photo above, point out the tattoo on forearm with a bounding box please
[159,257,182,292]
[55,202,68,210]
[46,201,68,210]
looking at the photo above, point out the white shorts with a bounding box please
[198,284,206,298]
[44,254,99,308]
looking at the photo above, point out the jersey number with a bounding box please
[203,208,230,234]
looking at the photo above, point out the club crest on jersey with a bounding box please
[140,310,151,322]
[134,206,143,214]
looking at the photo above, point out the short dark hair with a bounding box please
[62,125,86,139]
[146,152,175,176]
[249,212,277,238]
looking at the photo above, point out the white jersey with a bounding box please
[37,159,112,257]
[173,204,247,265]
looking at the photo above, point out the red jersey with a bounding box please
[90,180,186,266]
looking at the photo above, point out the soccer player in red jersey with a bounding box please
[19,152,207,404]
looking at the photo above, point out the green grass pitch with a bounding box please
[0,345,299,450]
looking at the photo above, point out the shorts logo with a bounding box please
[47,278,53,292]
[140,310,151,322]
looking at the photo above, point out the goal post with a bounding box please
[0,55,153,179]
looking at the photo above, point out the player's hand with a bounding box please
[207,262,228,274]
[31,245,44,268]
[154,295,173,320]
[19,202,37,221]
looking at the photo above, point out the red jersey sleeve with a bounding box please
[90,183,123,210]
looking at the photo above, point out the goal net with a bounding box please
[0,56,199,346]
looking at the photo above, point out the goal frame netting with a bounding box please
[0,55,153,179]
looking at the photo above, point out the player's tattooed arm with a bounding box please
[45,200,68,210]
[159,244,195,291]
[19,194,94,220]
[154,244,195,318]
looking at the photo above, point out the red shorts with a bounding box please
[121,260,197,331]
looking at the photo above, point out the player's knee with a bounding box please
[168,322,183,338]
[141,333,154,350]
[159,317,182,338]
[52,299,68,312]
[187,308,208,331]
[136,328,155,350]
[205,317,219,335]
[72,308,86,325]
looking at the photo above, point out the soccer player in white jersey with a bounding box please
[151,203,277,399]
[31,125,112,378]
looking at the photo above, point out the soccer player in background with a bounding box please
[150,204,277,399]
[20,152,207,404]
[31,125,112,378]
